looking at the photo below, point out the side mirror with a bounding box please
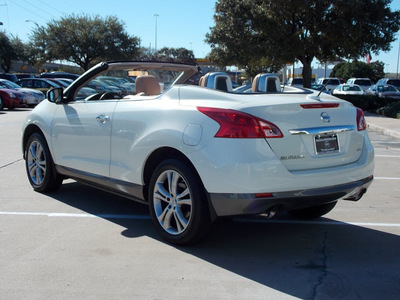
[47,87,64,104]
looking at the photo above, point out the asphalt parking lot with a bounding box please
[1,109,400,300]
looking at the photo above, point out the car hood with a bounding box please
[17,88,45,96]
[0,88,25,97]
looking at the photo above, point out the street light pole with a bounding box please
[397,33,400,78]
[154,14,159,51]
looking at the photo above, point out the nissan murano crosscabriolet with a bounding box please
[22,61,374,244]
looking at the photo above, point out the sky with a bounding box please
[1,0,400,73]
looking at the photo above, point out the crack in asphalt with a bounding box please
[311,230,329,299]
[0,159,23,169]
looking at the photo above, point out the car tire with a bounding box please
[0,97,4,110]
[25,132,63,192]
[289,201,337,219]
[148,159,211,245]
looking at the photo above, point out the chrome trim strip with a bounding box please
[289,125,355,135]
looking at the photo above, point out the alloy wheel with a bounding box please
[27,140,47,186]
[153,170,193,235]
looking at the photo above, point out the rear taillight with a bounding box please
[356,107,367,131]
[197,107,283,138]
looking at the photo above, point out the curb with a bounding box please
[367,123,400,139]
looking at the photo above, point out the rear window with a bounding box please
[344,85,361,91]
[387,79,400,87]
[322,79,340,85]
[354,79,371,86]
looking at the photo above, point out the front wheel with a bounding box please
[25,133,63,192]
[289,201,338,219]
[148,159,211,245]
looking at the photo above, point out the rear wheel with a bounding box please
[289,201,337,219]
[0,97,4,110]
[148,159,211,245]
[25,133,63,192]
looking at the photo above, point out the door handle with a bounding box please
[96,114,110,123]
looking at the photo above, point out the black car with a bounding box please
[0,73,18,83]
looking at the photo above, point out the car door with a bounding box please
[51,98,118,177]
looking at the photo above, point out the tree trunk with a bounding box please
[301,60,313,88]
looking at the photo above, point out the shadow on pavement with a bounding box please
[47,180,400,300]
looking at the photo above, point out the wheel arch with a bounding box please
[22,124,46,159]
[142,146,217,221]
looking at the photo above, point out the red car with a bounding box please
[0,88,26,110]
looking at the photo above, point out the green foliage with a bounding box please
[333,94,399,114]
[376,100,400,118]
[331,60,385,83]
[31,14,140,71]
[139,47,196,64]
[206,0,400,87]
[0,32,28,73]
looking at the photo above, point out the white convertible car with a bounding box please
[22,61,374,245]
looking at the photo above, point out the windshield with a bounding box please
[343,85,361,91]
[354,79,371,86]
[0,80,21,89]
[379,85,397,92]
[72,61,197,101]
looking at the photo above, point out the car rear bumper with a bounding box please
[208,175,373,217]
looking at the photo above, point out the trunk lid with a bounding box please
[238,94,364,171]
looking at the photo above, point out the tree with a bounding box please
[331,60,385,83]
[31,14,140,71]
[206,0,400,87]
[205,0,287,77]
[155,47,196,64]
[138,47,196,64]
[0,32,28,73]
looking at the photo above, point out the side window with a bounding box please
[22,80,32,88]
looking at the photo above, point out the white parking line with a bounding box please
[237,219,400,227]
[1,211,400,227]
[0,211,151,219]
[375,155,400,158]
[371,141,400,144]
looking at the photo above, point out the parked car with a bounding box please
[366,84,400,99]
[0,73,18,83]
[315,77,341,93]
[40,71,79,80]
[97,76,135,95]
[15,73,36,80]
[16,78,61,94]
[346,78,372,91]
[43,78,97,99]
[85,79,122,95]
[332,84,364,95]
[310,84,331,94]
[22,61,374,245]
[0,79,45,107]
[375,78,400,90]
[0,88,25,110]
